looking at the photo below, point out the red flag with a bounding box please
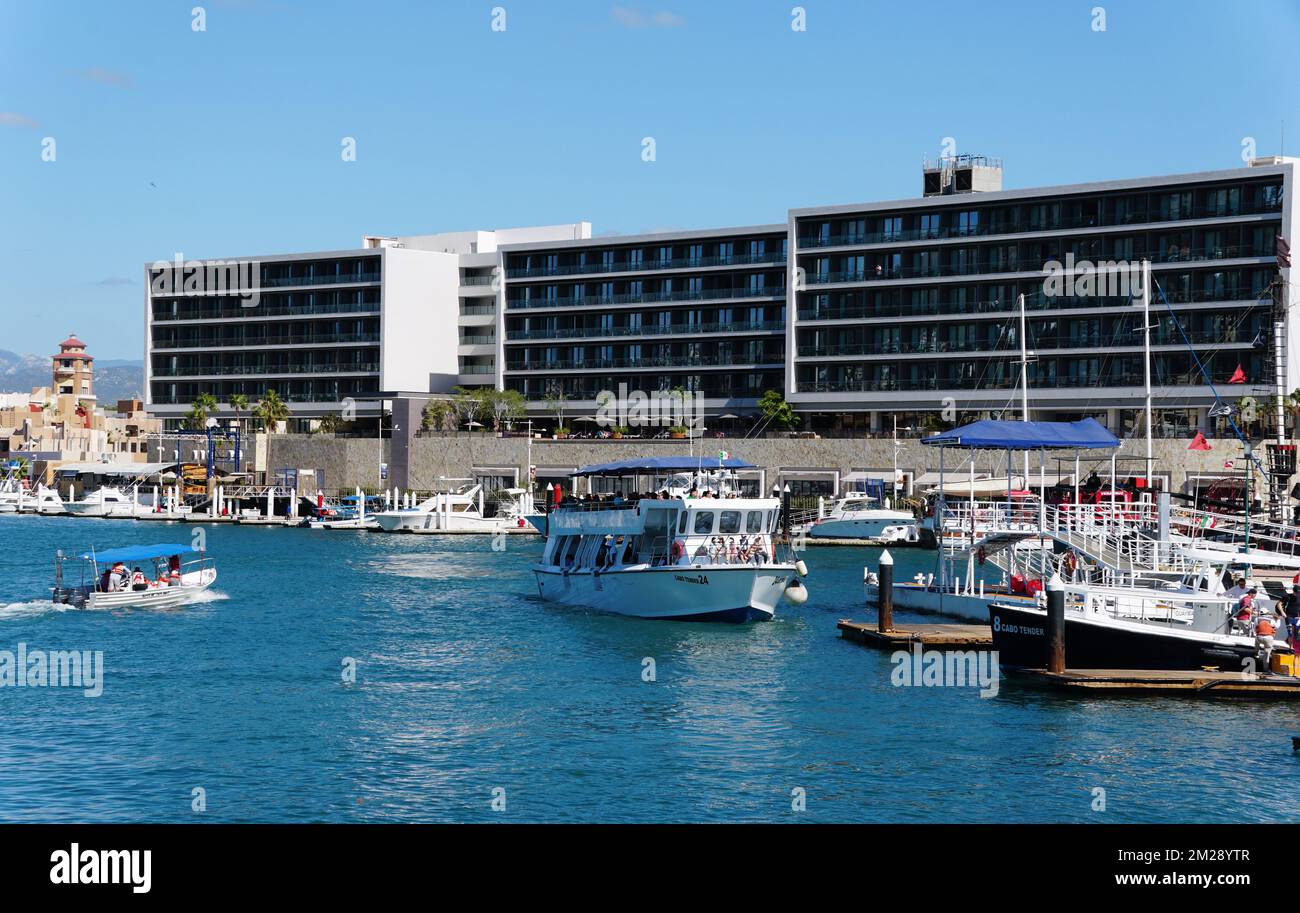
[1188,431,1211,451]
[1228,364,1247,384]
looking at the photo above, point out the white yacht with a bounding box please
[63,486,152,518]
[375,483,535,533]
[803,481,917,543]
[532,457,807,622]
[24,484,66,514]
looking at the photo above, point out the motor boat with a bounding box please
[375,484,534,534]
[50,543,217,610]
[532,457,807,622]
[988,580,1271,672]
[802,480,919,543]
[62,486,155,518]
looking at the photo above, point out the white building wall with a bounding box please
[380,247,460,394]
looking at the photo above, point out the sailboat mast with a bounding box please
[1018,293,1030,484]
[1142,259,1154,484]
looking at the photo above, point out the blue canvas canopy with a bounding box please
[921,418,1120,451]
[572,456,756,477]
[79,544,200,563]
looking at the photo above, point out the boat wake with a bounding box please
[186,589,229,604]
[0,599,66,620]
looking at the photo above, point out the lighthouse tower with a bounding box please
[52,333,96,405]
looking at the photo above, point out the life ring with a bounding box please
[671,539,686,561]
[976,546,986,566]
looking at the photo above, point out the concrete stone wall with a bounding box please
[266,432,1264,496]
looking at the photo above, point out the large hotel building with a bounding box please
[145,156,1297,435]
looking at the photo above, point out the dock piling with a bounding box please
[878,549,894,633]
[1046,573,1065,674]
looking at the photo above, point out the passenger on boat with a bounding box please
[154,571,171,588]
[108,562,127,592]
[130,567,149,592]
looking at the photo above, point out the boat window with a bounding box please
[694,511,714,534]
[678,512,688,534]
[564,536,582,566]
[746,511,763,533]
[719,511,741,534]
[766,510,775,532]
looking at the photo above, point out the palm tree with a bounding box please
[186,392,219,430]
[228,393,249,436]
[256,390,290,433]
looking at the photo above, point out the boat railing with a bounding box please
[1060,580,1234,633]
[1170,505,1300,556]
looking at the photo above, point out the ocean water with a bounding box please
[0,513,1296,823]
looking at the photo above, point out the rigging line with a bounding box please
[1153,277,1265,475]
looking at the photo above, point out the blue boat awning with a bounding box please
[922,418,1120,451]
[79,543,200,563]
[572,456,756,477]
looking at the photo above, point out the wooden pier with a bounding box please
[837,619,994,650]
[1008,667,1300,699]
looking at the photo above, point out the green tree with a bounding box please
[757,390,799,431]
[315,414,341,435]
[450,386,489,430]
[421,399,451,432]
[542,384,568,431]
[228,393,249,435]
[256,389,290,433]
[488,389,526,431]
[186,392,219,430]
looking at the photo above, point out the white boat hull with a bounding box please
[375,511,525,534]
[533,563,794,622]
[60,568,218,611]
[807,513,916,540]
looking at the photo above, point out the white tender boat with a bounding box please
[51,543,217,610]
[532,457,808,622]
[375,483,535,533]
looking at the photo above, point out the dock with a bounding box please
[1008,667,1300,699]
[837,619,994,650]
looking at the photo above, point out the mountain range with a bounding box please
[0,349,145,404]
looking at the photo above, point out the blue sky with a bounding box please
[1,0,1298,359]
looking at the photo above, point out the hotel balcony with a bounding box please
[505,286,785,312]
[506,319,784,342]
[507,250,786,280]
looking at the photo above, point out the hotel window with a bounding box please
[957,210,979,237]
[687,243,703,262]
[718,241,734,261]
[544,254,558,272]
[626,249,644,269]
[628,312,643,331]
[748,274,765,294]
[749,239,766,258]
[601,250,615,270]
[919,213,940,239]
[628,280,643,298]
[687,276,702,297]
[717,307,733,326]
[844,219,866,243]
[656,245,672,264]
[881,217,901,242]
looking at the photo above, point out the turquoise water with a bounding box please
[0,513,1296,823]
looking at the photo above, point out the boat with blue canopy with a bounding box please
[52,542,217,610]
